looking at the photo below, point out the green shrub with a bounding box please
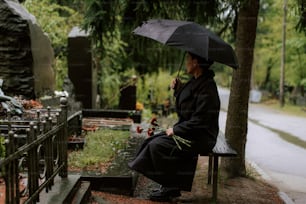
[0,137,5,158]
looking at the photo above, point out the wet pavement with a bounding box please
[218,87,306,204]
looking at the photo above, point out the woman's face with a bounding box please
[186,53,197,75]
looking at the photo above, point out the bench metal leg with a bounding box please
[212,155,219,201]
[207,154,213,185]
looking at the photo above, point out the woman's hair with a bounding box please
[188,52,213,69]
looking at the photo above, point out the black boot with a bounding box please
[149,187,181,202]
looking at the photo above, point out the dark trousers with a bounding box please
[128,133,198,191]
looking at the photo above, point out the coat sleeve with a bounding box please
[173,81,220,139]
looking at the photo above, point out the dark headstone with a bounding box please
[67,27,97,109]
[119,76,137,110]
[119,85,136,110]
[0,0,55,99]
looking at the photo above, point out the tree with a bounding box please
[221,0,260,177]
[222,0,306,176]
[82,0,223,75]
[80,1,259,175]
[295,0,306,34]
[23,0,83,89]
[252,1,281,95]
[253,1,306,101]
[280,0,288,107]
[81,0,228,107]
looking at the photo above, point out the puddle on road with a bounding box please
[249,118,306,150]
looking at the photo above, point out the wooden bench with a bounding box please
[200,131,238,201]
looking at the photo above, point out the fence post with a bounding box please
[59,97,68,178]
[45,116,53,192]
[5,130,18,204]
[27,122,39,203]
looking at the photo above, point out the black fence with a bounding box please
[0,97,69,204]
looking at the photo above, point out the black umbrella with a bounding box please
[133,19,238,69]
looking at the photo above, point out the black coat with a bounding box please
[173,69,220,154]
[128,70,220,191]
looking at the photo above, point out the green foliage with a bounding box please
[68,129,130,168]
[295,0,306,34]
[97,27,129,108]
[81,0,130,107]
[253,1,281,91]
[254,1,306,96]
[79,0,240,107]
[82,0,232,74]
[23,0,83,89]
[0,137,5,158]
[134,65,237,117]
[124,0,235,75]
[23,0,306,105]
[83,0,121,42]
[137,68,176,108]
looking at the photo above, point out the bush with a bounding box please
[0,137,5,158]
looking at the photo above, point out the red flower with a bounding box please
[136,126,143,133]
[147,128,154,136]
[150,117,159,127]
[136,117,160,137]
[135,117,192,150]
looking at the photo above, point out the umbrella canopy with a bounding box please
[133,19,238,69]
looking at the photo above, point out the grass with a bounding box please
[260,99,306,117]
[245,162,261,180]
[68,128,130,169]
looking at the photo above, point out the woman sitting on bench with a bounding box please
[128,52,220,202]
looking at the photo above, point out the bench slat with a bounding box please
[212,131,237,156]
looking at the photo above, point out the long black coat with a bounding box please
[128,70,220,191]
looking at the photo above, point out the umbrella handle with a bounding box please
[176,52,186,79]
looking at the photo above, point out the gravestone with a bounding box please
[67,27,98,109]
[0,0,55,99]
[119,76,137,110]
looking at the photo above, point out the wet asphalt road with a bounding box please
[218,87,306,204]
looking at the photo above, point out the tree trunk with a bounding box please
[221,0,259,177]
[280,0,288,107]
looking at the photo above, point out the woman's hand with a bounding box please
[170,78,181,90]
[166,128,174,137]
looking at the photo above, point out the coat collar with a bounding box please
[190,69,215,92]
[175,69,215,105]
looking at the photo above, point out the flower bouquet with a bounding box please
[136,117,191,150]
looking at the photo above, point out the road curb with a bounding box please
[248,160,295,204]
[278,192,295,204]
